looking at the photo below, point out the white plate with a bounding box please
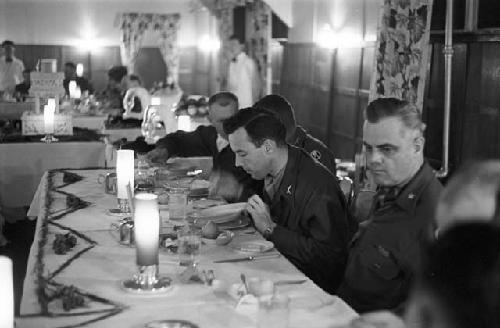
[230,239,274,253]
[195,202,246,218]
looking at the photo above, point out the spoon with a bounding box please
[240,273,249,295]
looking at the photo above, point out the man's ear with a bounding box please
[414,136,425,153]
[263,139,274,153]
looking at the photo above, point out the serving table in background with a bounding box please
[17,169,357,328]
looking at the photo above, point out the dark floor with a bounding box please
[0,218,37,315]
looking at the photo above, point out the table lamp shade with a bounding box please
[0,256,14,328]
[116,149,134,199]
[133,193,160,266]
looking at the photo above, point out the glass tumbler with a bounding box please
[167,185,189,221]
[177,228,201,267]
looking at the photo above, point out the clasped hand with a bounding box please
[246,195,275,234]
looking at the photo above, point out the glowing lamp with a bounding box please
[116,149,134,212]
[0,256,14,328]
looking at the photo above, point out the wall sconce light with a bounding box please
[198,35,221,52]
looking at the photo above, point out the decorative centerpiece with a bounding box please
[21,59,73,137]
[173,95,209,118]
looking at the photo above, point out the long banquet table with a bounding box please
[17,169,357,328]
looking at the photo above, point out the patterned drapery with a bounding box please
[369,0,434,110]
[246,0,271,97]
[197,0,270,95]
[119,13,181,85]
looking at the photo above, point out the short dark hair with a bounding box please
[129,74,142,85]
[65,62,76,69]
[2,40,14,47]
[254,94,296,133]
[229,34,244,45]
[209,91,238,109]
[421,223,500,328]
[107,66,128,83]
[223,107,287,148]
[365,98,426,134]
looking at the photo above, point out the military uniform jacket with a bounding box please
[293,126,336,174]
[337,162,443,312]
[155,125,262,201]
[264,145,349,294]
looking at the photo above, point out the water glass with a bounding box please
[258,294,290,328]
[167,185,189,220]
[177,229,201,266]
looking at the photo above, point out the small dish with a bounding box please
[230,240,274,254]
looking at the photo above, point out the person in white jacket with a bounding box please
[227,35,260,108]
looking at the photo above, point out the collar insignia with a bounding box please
[310,150,321,161]
[286,185,292,195]
[408,193,415,199]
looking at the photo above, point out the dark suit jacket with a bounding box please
[337,162,443,312]
[264,145,349,294]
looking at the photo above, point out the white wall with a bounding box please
[0,0,198,47]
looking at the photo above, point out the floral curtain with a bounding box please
[119,13,181,85]
[197,0,270,94]
[369,0,434,110]
[246,0,271,97]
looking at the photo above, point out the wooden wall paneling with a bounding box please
[193,48,210,96]
[328,48,363,160]
[90,46,121,93]
[15,45,63,72]
[462,42,500,160]
[279,43,331,143]
[270,40,284,93]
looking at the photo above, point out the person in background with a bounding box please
[122,74,150,121]
[145,92,262,202]
[0,40,25,97]
[14,68,31,101]
[337,98,442,313]
[227,35,260,108]
[62,62,92,96]
[103,65,128,122]
[223,107,349,294]
[254,94,337,174]
[434,160,500,234]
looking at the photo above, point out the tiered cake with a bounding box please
[22,70,73,135]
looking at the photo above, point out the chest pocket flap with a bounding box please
[360,245,402,280]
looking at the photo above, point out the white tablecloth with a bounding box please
[17,170,357,328]
[0,142,106,208]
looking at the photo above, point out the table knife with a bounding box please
[213,253,280,263]
[274,279,307,286]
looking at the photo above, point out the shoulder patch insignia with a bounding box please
[310,150,322,161]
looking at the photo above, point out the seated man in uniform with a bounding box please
[254,94,337,174]
[337,98,443,313]
[146,92,261,202]
[223,108,349,294]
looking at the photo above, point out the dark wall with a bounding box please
[279,43,375,161]
[424,33,500,171]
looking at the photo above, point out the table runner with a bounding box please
[18,169,357,328]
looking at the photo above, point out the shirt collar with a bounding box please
[393,162,436,214]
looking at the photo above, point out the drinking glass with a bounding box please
[177,228,201,267]
[167,185,189,221]
[258,294,290,328]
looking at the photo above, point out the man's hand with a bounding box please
[146,148,169,165]
[246,195,276,234]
